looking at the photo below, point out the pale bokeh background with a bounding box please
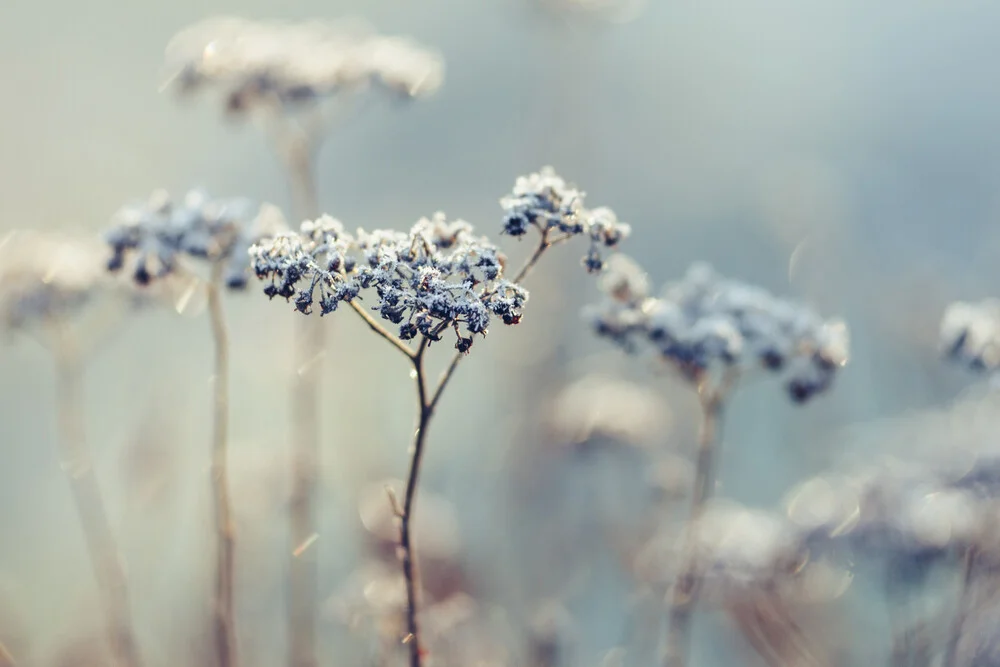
[2,1,1000,665]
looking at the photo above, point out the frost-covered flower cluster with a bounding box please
[164,17,444,114]
[586,257,849,403]
[250,213,528,353]
[941,299,1000,374]
[105,189,281,289]
[500,167,631,272]
[0,232,110,330]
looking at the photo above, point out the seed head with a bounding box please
[0,232,109,331]
[164,17,444,115]
[250,212,529,351]
[105,189,279,288]
[586,257,848,402]
[500,167,631,272]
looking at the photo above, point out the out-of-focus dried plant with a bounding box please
[105,190,282,291]
[164,17,443,116]
[0,231,149,667]
[586,257,848,667]
[103,191,281,667]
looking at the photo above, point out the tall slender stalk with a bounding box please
[398,340,462,667]
[392,234,556,666]
[283,132,323,667]
[51,325,143,667]
[206,266,238,667]
[662,375,732,667]
[0,640,12,667]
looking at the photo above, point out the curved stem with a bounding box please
[348,300,415,359]
[663,375,731,667]
[51,325,143,667]
[511,228,571,286]
[392,227,562,664]
[207,269,238,667]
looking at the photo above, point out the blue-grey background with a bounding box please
[1,1,998,665]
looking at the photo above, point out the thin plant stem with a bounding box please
[662,371,736,667]
[942,546,978,667]
[392,232,562,666]
[281,128,324,667]
[51,324,143,667]
[349,300,416,359]
[399,338,433,667]
[0,639,14,667]
[207,266,238,667]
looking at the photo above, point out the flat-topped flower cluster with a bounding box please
[0,232,110,330]
[164,17,444,113]
[587,257,848,402]
[105,189,278,289]
[251,213,527,353]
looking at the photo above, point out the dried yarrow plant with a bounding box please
[586,257,848,667]
[250,166,628,666]
[0,231,152,667]
[104,189,281,667]
[161,22,444,666]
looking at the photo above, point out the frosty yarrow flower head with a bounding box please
[164,17,444,115]
[500,166,631,272]
[587,258,848,403]
[941,299,1000,373]
[105,189,280,289]
[250,213,527,353]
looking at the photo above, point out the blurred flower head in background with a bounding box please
[0,232,109,332]
[587,258,849,402]
[105,189,283,289]
[163,17,444,116]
